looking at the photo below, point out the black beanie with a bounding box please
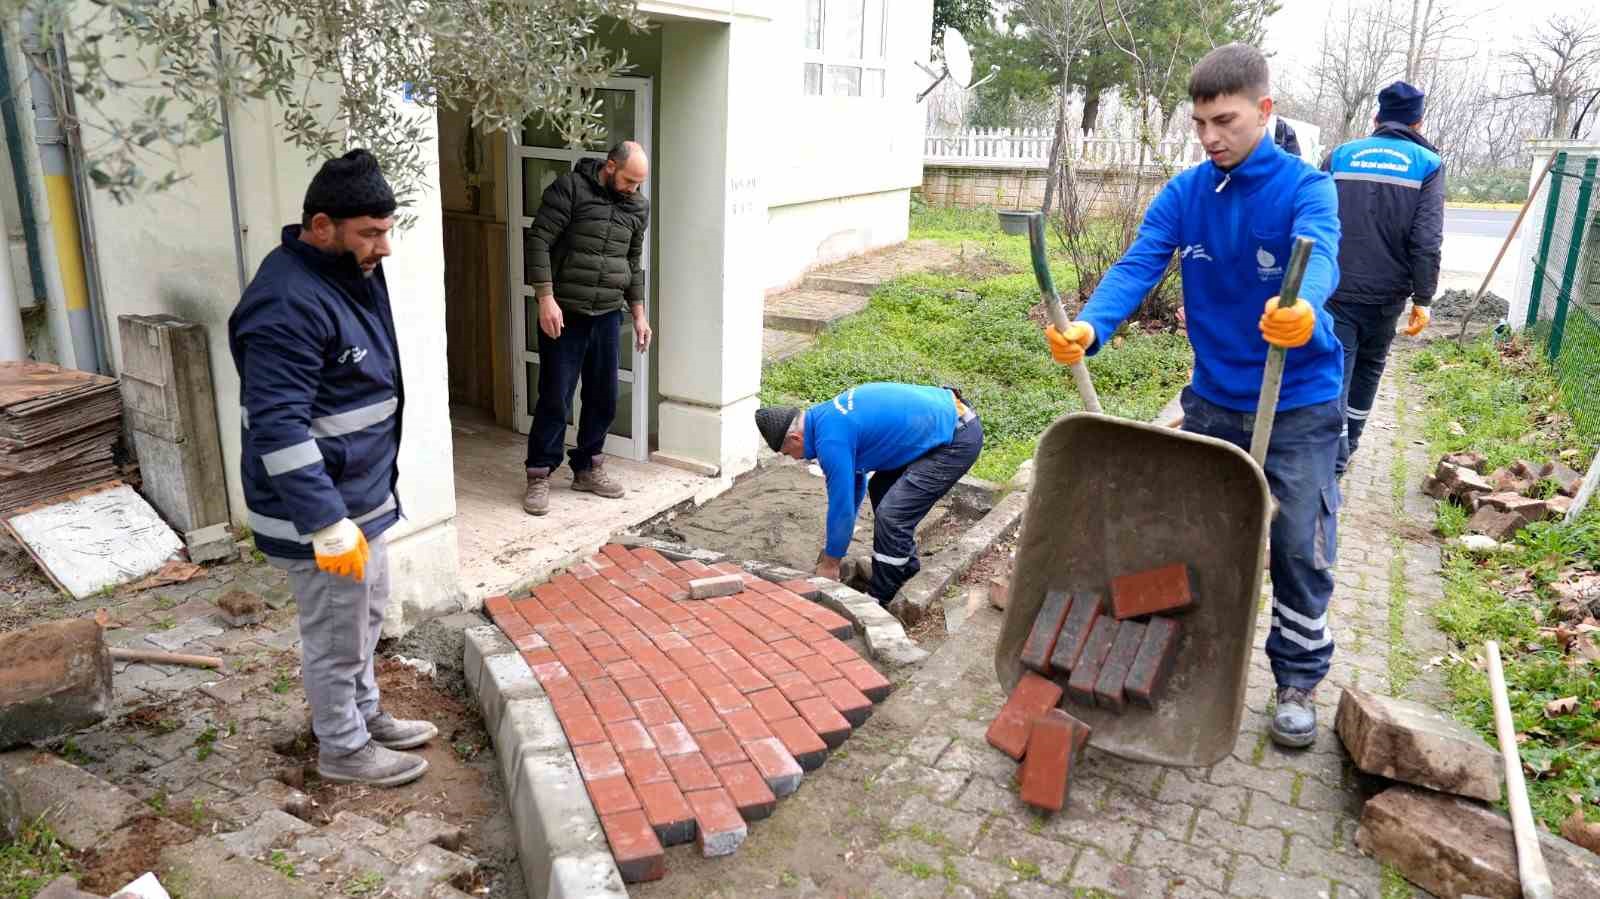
[754,406,799,453]
[303,148,397,220]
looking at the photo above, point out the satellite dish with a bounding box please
[943,28,974,88]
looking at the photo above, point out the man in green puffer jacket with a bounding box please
[522,141,653,515]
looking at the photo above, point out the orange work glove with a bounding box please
[312,518,370,582]
[1259,297,1316,349]
[1403,304,1430,336]
[1045,321,1096,366]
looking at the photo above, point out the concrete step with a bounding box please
[800,274,879,297]
[762,329,816,365]
[762,288,869,334]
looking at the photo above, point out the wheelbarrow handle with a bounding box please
[1027,212,1104,414]
[1248,236,1315,468]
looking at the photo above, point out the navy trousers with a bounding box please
[1181,387,1342,690]
[1328,298,1405,475]
[525,309,621,473]
[865,414,984,604]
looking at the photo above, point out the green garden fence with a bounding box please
[1525,150,1600,438]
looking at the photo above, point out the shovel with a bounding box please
[994,213,1311,766]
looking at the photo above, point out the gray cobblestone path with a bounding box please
[637,350,1452,898]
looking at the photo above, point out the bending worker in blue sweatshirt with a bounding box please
[754,384,983,606]
[1046,43,1345,748]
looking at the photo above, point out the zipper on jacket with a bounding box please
[1215,172,1231,193]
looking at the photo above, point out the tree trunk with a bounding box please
[1042,85,1070,218]
[1081,89,1102,133]
[1553,97,1573,140]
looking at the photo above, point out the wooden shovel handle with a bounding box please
[110,647,223,669]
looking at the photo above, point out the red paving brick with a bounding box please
[1066,615,1119,707]
[1109,562,1194,619]
[600,809,665,883]
[986,671,1065,761]
[1125,616,1182,708]
[716,761,777,821]
[1018,709,1085,812]
[489,551,898,880]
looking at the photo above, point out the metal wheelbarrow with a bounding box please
[994,212,1312,767]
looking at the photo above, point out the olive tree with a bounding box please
[5,0,646,212]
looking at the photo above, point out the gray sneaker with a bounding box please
[1270,686,1317,748]
[318,740,429,787]
[572,460,625,499]
[524,467,550,516]
[366,711,439,750]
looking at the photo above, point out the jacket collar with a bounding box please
[280,225,384,299]
[1371,121,1438,153]
[1206,131,1282,192]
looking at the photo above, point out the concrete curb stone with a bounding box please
[466,626,627,899]
[890,489,1029,627]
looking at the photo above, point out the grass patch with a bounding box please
[1411,336,1600,830]
[762,207,1192,482]
[0,820,76,898]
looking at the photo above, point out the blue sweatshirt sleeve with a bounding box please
[816,437,864,559]
[1291,172,1343,355]
[1077,181,1182,354]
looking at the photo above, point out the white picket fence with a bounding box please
[924,127,1205,168]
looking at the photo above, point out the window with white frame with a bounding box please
[803,0,887,98]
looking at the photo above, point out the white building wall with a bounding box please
[764,189,911,292]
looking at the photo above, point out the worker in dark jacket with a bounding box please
[1322,81,1443,475]
[522,141,653,516]
[229,149,436,788]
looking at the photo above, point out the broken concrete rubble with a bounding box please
[0,619,112,749]
[216,590,267,627]
[1334,687,1503,802]
[1357,785,1600,898]
[1437,460,1494,499]
[1466,506,1525,542]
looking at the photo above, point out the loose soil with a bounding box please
[73,816,179,895]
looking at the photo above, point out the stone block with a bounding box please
[1443,451,1488,473]
[480,652,540,737]
[1437,461,1494,500]
[396,843,477,890]
[599,810,665,883]
[1066,616,1118,707]
[1019,708,1088,812]
[687,575,744,600]
[216,590,267,627]
[1356,785,1600,898]
[1488,469,1535,496]
[1422,475,1451,500]
[218,808,314,857]
[744,737,803,797]
[1467,506,1524,542]
[496,696,569,792]
[1541,461,1584,496]
[715,761,776,821]
[509,750,616,897]
[184,523,238,564]
[635,780,696,846]
[0,620,111,749]
[1334,687,1502,802]
[160,836,324,899]
[546,851,629,899]
[685,787,747,858]
[1049,591,1101,674]
[1110,563,1194,619]
[463,625,516,704]
[1478,492,1549,525]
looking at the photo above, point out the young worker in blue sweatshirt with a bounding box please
[754,384,983,606]
[1046,44,1345,748]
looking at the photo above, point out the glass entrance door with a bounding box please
[507,78,652,461]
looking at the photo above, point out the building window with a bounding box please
[803,0,886,98]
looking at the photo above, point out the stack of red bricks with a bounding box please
[987,562,1190,813]
[484,544,891,883]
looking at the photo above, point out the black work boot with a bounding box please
[1271,685,1317,748]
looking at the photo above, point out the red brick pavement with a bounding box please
[484,545,882,883]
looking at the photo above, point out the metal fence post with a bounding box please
[1549,156,1599,361]
[1527,151,1568,330]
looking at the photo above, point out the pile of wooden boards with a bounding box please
[0,362,123,514]
[985,562,1192,813]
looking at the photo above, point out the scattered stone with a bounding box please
[1457,534,1509,554]
[160,836,324,899]
[0,620,112,749]
[1442,450,1489,474]
[1547,495,1574,518]
[1476,492,1549,526]
[687,575,744,600]
[1356,785,1600,898]
[1541,461,1585,496]
[183,523,238,564]
[1335,688,1503,802]
[1422,476,1451,500]
[986,671,1063,760]
[1510,459,1544,482]
[32,876,99,899]
[988,575,1010,610]
[143,617,223,652]
[1466,506,1523,542]
[215,590,267,627]
[1436,461,1493,500]
[1487,468,1534,495]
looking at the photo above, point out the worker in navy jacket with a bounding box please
[229,149,436,788]
[1045,44,1345,749]
[754,383,983,606]
[1322,81,1444,475]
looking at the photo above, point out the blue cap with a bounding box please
[1377,81,1425,125]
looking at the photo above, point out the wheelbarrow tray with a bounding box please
[995,411,1272,768]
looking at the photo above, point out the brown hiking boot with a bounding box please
[572,460,625,499]
[524,467,550,516]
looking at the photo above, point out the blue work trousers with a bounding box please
[1181,387,1342,690]
[865,414,984,605]
[1328,298,1406,475]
